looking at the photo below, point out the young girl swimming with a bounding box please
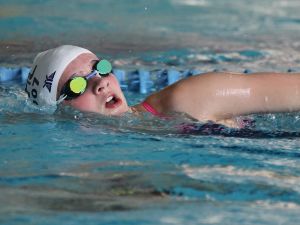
[25,45,300,128]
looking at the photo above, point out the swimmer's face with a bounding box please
[57,53,129,116]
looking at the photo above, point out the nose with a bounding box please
[92,76,109,95]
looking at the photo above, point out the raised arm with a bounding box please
[146,72,300,122]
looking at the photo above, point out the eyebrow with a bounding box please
[70,60,99,79]
[90,59,99,71]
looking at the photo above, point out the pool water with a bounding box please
[2,0,300,224]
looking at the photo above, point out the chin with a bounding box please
[102,102,129,116]
[113,105,129,116]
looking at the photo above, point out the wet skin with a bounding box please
[57,53,300,126]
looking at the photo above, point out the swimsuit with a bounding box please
[141,101,168,118]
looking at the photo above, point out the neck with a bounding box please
[129,104,146,114]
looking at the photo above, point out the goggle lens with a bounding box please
[69,77,87,94]
[96,59,112,75]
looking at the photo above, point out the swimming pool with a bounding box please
[1,0,300,224]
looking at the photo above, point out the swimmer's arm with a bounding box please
[165,72,300,121]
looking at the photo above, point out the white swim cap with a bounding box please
[25,45,92,106]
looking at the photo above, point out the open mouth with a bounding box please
[105,95,122,109]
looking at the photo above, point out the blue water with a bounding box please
[2,1,300,224]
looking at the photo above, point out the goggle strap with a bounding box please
[86,70,98,80]
[57,94,67,104]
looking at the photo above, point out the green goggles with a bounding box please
[60,59,112,100]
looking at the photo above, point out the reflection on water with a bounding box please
[1,0,300,72]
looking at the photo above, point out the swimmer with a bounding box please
[25,45,300,127]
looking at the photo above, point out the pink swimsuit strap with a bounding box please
[141,101,169,118]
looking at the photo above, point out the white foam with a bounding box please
[254,200,300,210]
[182,165,300,193]
[170,0,208,7]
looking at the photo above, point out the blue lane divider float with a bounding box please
[167,69,180,85]
[127,70,140,92]
[112,69,128,91]
[139,69,152,94]
[0,66,297,93]
[0,67,31,83]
